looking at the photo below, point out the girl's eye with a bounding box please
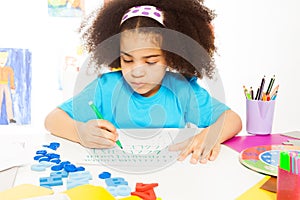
[122,58,133,63]
[146,61,157,65]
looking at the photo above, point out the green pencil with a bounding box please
[279,151,290,171]
[88,101,123,149]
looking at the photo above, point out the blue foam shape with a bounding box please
[66,179,89,190]
[39,161,55,167]
[46,153,60,159]
[34,155,45,161]
[49,142,60,150]
[76,166,85,171]
[51,164,64,171]
[31,164,47,172]
[60,161,71,167]
[105,177,128,187]
[36,150,47,155]
[40,176,63,187]
[43,142,60,150]
[50,158,61,164]
[39,157,51,162]
[64,164,77,172]
[69,171,92,180]
[99,172,111,179]
[50,170,69,178]
[116,185,131,196]
[106,186,118,197]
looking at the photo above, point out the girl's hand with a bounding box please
[76,119,118,149]
[168,128,221,164]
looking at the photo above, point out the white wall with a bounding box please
[0,0,102,133]
[206,0,300,134]
[0,0,299,134]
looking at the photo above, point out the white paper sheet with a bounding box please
[77,128,199,173]
[0,142,29,171]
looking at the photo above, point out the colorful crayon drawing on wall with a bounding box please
[48,0,85,17]
[58,45,86,100]
[0,48,32,125]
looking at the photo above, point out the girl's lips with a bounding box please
[131,82,145,87]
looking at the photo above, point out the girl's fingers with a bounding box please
[168,139,189,151]
[89,119,118,141]
[190,148,203,164]
[98,129,118,142]
[84,140,115,149]
[208,144,221,161]
[96,119,117,134]
[178,138,201,162]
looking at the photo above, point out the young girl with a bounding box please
[45,0,242,164]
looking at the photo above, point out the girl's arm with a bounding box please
[211,109,242,143]
[44,108,118,148]
[44,108,82,143]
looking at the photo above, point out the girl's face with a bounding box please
[120,31,167,97]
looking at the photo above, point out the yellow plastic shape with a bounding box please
[0,184,53,200]
[63,184,115,200]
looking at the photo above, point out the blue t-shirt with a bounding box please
[59,71,229,128]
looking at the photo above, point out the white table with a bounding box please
[1,131,265,200]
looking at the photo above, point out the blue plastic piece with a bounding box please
[76,166,85,171]
[106,186,118,197]
[31,164,47,172]
[49,142,60,149]
[50,158,61,164]
[60,161,71,167]
[66,179,89,190]
[99,172,111,179]
[117,185,131,196]
[39,157,51,162]
[51,164,64,171]
[40,176,63,187]
[105,177,128,187]
[34,155,45,161]
[50,170,69,178]
[68,171,92,180]
[39,161,55,167]
[43,142,60,150]
[64,164,77,172]
[46,153,60,159]
[36,150,47,155]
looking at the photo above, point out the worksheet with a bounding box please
[79,128,199,173]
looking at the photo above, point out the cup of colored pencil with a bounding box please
[243,75,279,135]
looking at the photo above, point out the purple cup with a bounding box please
[246,99,276,135]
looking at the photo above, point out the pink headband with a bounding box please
[120,5,164,26]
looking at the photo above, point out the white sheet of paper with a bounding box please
[0,167,18,192]
[77,128,199,173]
[281,131,300,140]
[0,142,30,171]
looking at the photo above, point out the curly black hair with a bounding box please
[80,0,216,79]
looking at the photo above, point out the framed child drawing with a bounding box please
[0,48,32,125]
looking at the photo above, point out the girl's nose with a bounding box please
[131,65,146,78]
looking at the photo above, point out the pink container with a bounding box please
[277,168,300,200]
[246,99,276,135]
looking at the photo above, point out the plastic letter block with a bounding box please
[117,185,131,196]
[40,176,63,187]
[105,177,128,187]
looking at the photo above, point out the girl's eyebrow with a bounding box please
[120,51,161,59]
[120,51,132,57]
